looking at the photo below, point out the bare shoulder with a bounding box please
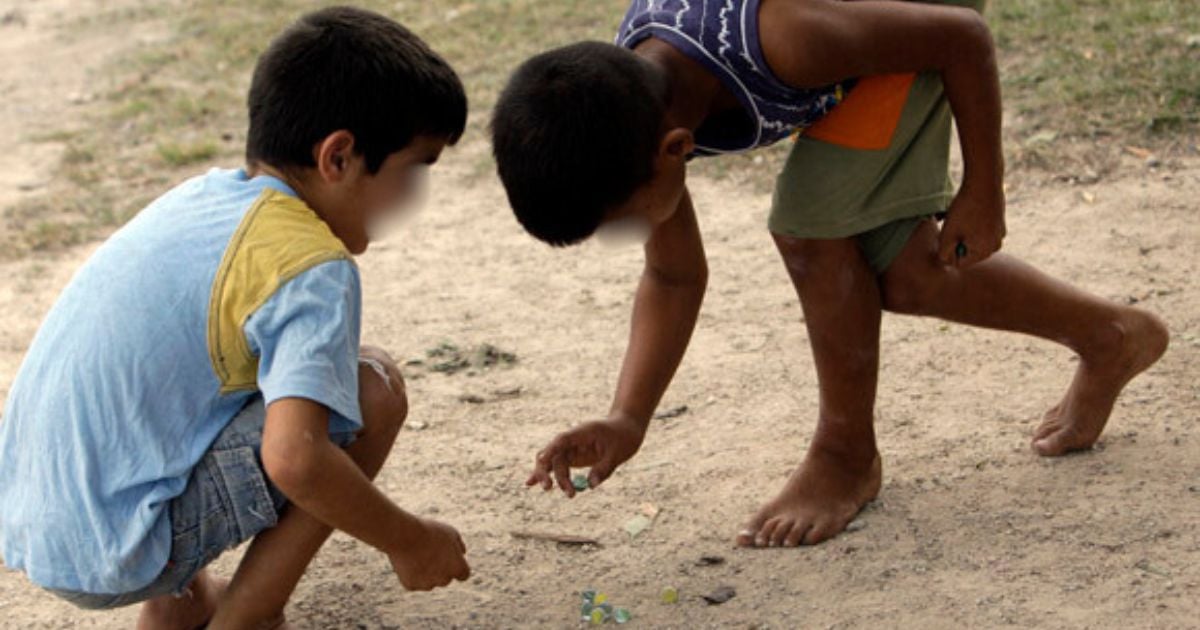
[758,0,990,88]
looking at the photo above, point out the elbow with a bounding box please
[958,10,995,63]
[261,435,323,503]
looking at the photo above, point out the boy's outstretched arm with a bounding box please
[761,0,1006,266]
[527,191,708,496]
[262,398,470,589]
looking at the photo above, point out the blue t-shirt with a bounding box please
[0,169,363,594]
[617,0,854,156]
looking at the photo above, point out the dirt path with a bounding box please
[0,3,1198,628]
[2,154,1197,628]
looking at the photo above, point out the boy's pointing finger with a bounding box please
[551,453,574,497]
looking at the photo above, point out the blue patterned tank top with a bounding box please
[616,0,854,156]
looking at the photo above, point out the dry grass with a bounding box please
[5,0,1196,257]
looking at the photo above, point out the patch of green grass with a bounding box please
[157,140,219,167]
[26,129,79,144]
[27,220,85,251]
[992,0,1200,141]
[5,0,1194,259]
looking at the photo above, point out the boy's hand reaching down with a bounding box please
[526,416,645,497]
[938,181,1006,268]
[389,518,471,591]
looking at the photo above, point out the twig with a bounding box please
[510,530,602,547]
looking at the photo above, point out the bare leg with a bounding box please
[135,570,228,630]
[195,347,407,630]
[881,220,1169,455]
[736,234,884,548]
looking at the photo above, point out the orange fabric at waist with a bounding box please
[801,73,917,151]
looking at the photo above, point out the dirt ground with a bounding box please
[1,2,1198,629]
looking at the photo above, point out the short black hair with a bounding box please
[247,6,467,174]
[491,42,668,246]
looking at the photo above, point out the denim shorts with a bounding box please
[46,397,357,609]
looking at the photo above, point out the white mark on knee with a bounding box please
[359,356,394,394]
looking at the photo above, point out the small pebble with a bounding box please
[846,519,867,533]
[661,586,679,604]
[701,585,737,605]
[624,514,653,538]
[614,608,632,624]
[654,405,689,420]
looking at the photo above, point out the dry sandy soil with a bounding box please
[0,1,1198,629]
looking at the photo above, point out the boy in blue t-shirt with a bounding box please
[0,7,470,628]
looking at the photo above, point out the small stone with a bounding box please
[67,92,95,105]
[624,515,653,538]
[593,592,608,606]
[701,585,737,605]
[697,554,726,566]
[614,608,632,624]
[661,586,679,604]
[1146,155,1162,168]
[845,519,867,533]
[590,608,607,625]
[572,474,590,492]
[1135,559,1171,578]
[0,10,27,26]
[653,405,689,420]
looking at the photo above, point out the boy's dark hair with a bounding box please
[247,6,467,174]
[491,42,668,246]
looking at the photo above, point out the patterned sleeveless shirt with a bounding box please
[616,0,854,156]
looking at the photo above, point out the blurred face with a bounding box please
[355,135,445,244]
[597,161,685,246]
[306,132,446,253]
[594,127,692,247]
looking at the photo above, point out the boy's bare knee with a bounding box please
[774,233,863,285]
[358,348,408,440]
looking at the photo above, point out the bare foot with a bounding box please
[137,570,228,630]
[736,447,882,548]
[1033,308,1169,456]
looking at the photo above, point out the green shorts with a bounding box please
[768,0,986,273]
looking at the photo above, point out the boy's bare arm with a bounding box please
[262,398,470,589]
[760,0,1006,265]
[527,191,707,495]
[613,190,709,431]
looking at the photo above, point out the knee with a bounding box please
[775,234,860,288]
[358,346,408,440]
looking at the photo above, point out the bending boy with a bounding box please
[491,0,1168,548]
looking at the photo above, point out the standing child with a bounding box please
[0,7,470,628]
[491,0,1168,548]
